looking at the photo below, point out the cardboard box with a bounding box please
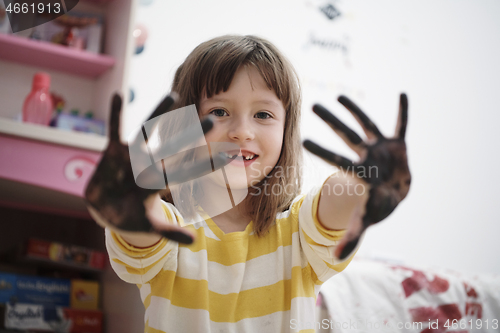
[15,275,71,308]
[25,238,58,260]
[0,272,70,307]
[0,273,16,304]
[4,303,102,333]
[71,280,99,310]
[56,114,105,136]
[25,238,107,271]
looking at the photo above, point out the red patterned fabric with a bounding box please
[316,258,500,333]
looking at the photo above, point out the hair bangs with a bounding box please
[197,37,291,112]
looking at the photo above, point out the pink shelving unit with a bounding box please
[0,0,134,217]
[0,34,115,78]
[0,1,148,332]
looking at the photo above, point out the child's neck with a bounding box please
[210,204,251,233]
[194,177,252,233]
[197,188,251,233]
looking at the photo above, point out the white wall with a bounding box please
[126,0,500,275]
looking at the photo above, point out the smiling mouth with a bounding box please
[222,152,259,161]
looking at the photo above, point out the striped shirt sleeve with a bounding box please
[105,201,182,284]
[298,177,363,284]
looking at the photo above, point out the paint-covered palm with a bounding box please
[303,94,411,259]
[84,93,226,244]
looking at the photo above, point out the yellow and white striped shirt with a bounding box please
[106,186,360,333]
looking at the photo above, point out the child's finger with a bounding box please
[133,145,235,190]
[312,104,365,155]
[147,213,196,244]
[109,93,122,143]
[335,235,361,260]
[128,94,181,150]
[146,92,178,122]
[338,95,384,141]
[152,117,214,160]
[303,139,355,170]
[333,203,366,260]
[395,93,408,140]
[161,150,234,186]
[157,229,195,244]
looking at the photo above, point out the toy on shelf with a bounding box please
[55,109,106,136]
[21,238,107,272]
[52,14,99,50]
[133,23,148,54]
[22,72,53,126]
[30,11,104,54]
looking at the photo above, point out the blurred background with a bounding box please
[0,0,499,331]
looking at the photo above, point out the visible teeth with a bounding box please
[223,152,256,160]
[223,153,237,159]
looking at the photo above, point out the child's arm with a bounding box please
[305,94,411,259]
[317,173,369,230]
[84,93,226,247]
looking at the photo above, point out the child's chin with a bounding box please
[231,182,252,191]
[201,172,250,191]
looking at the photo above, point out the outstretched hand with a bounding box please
[304,94,411,259]
[84,93,226,244]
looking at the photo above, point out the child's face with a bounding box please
[199,65,286,188]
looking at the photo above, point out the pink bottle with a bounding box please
[23,72,54,125]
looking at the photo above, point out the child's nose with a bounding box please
[228,118,255,142]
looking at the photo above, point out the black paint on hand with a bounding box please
[304,94,411,258]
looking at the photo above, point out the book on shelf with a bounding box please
[22,238,107,272]
[0,272,70,308]
[1,302,102,333]
[0,272,100,311]
[0,272,102,332]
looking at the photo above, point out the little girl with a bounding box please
[85,34,411,332]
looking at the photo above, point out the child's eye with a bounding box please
[255,112,272,119]
[209,108,228,117]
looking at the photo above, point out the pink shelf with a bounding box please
[0,33,115,78]
[0,133,102,198]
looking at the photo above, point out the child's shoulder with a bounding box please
[275,192,307,225]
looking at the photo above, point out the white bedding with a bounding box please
[316,257,500,332]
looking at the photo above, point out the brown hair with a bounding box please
[160,35,302,236]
